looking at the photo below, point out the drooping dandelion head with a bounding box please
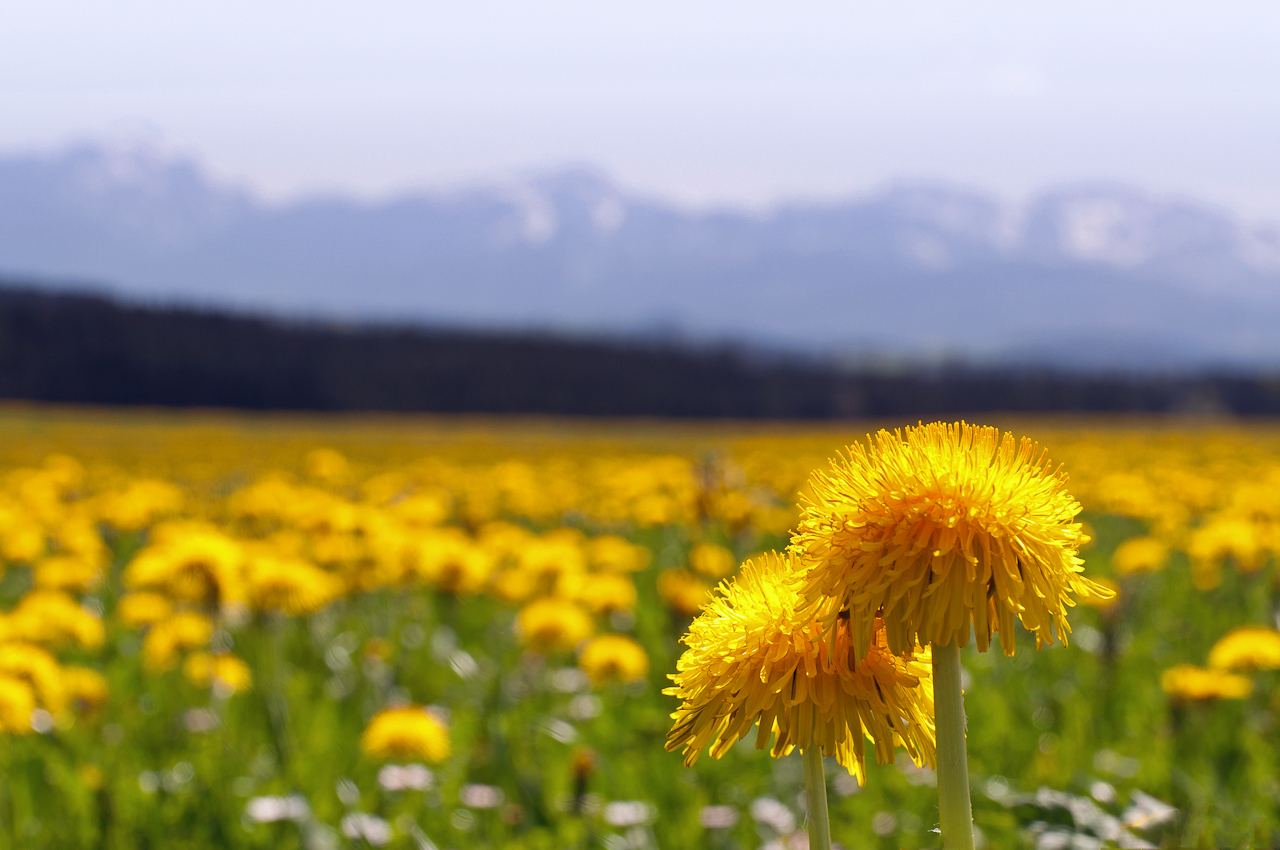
[792,422,1106,658]
[664,551,935,785]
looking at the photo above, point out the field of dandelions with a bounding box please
[0,406,1276,849]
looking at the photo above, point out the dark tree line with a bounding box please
[2,283,1279,418]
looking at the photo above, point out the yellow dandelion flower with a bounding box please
[1161,664,1252,701]
[476,521,535,561]
[0,499,47,563]
[32,554,102,592]
[184,652,253,694]
[96,478,185,532]
[1187,518,1262,590]
[125,526,245,609]
[577,574,638,615]
[665,552,936,785]
[1208,626,1280,672]
[586,535,650,573]
[0,674,35,733]
[41,454,84,493]
[792,422,1106,657]
[490,567,537,604]
[0,642,67,714]
[360,706,451,763]
[0,591,104,649]
[52,513,109,572]
[62,666,109,713]
[1112,536,1169,576]
[243,550,343,615]
[579,634,649,686]
[657,569,713,617]
[142,612,214,672]
[689,543,737,579]
[389,490,451,528]
[117,592,173,629]
[515,598,594,653]
[520,535,587,584]
[417,530,495,595]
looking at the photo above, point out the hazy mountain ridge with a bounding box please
[2,143,1279,368]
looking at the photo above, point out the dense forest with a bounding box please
[2,283,1279,417]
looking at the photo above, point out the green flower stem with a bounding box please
[802,745,832,850]
[933,641,975,850]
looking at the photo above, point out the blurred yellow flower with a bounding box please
[389,490,451,528]
[125,525,245,609]
[1112,536,1169,576]
[665,552,936,785]
[62,666,109,713]
[1161,664,1252,701]
[519,535,587,591]
[243,550,343,615]
[0,674,35,733]
[1208,626,1280,672]
[32,554,102,592]
[96,478,184,531]
[792,422,1105,657]
[0,642,67,714]
[360,706,451,763]
[578,634,649,685]
[0,500,46,563]
[688,543,736,579]
[1187,518,1263,590]
[117,592,174,629]
[515,598,594,653]
[416,530,495,595]
[143,612,214,671]
[577,574,637,615]
[184,652,253,694]
[0,591,104,649]
[586,535,650,573]
[656,570,712,617]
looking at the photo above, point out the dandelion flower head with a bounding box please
[578,634,649,686]
[0,674,35,733]
[515,598,594,653]
[361,706,451,763]
[665,551,936,785]
[657,569,713,617]
[184,652,253,694]
[792,422,1106,657]
[1112,536,1169,576]
[1161,664,1252,701]
[1208,626,1280,672]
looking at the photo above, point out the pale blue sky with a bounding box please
[2,1,1279,215]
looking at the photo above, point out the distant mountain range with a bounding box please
[3,143,1280,370]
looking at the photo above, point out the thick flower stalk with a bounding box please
[792,422,1108,659]
[665,551,936,786]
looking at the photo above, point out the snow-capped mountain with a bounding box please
[3,143,1280,369]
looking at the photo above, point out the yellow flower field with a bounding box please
[0,404,1276,848]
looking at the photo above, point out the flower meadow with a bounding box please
[0,407,1277,848]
